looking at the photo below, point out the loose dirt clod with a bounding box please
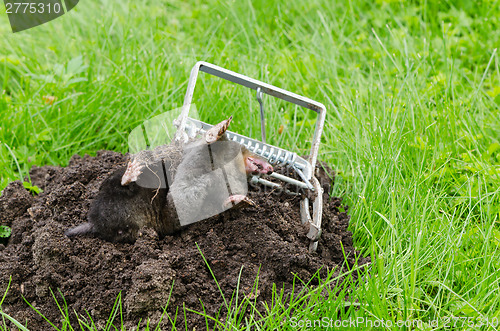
[0,151,369,330]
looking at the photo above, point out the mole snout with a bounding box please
[243,155,274,176]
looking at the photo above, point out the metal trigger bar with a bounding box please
[256,87,266,143]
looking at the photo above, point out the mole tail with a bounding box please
[65,222,94,237]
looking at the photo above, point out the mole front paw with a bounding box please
[121,159,144,185]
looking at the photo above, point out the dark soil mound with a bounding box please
[0,151,369,330]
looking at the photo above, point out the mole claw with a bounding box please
[121,159,143,186]
[205,116,233,144]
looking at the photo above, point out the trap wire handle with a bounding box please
[178,61,327,170]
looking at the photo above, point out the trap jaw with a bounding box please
[176,62,327,253]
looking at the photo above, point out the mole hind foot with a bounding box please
[222,194,256,209]
[65,222,94,237]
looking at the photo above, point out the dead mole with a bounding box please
[65,116,274,242]
[165,130,273,227]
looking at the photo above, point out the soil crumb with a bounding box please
[0,151,369,330]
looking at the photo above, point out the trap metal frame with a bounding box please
[175,61,326,252]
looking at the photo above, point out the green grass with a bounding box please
[1,0,500,329]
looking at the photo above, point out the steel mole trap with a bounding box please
[174,62,327,252]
